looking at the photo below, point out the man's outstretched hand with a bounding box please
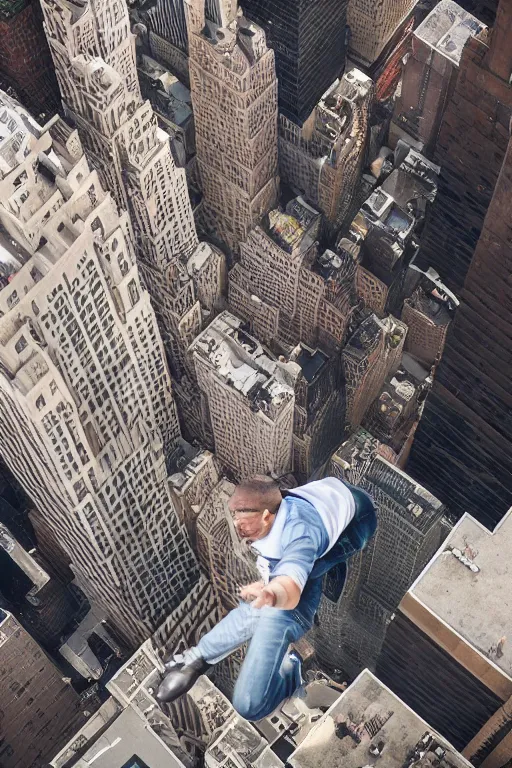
[239,581,265,602]
[241,576,302,610]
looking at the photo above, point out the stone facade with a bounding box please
[0,94,203,643]
[342,313,407,430]
[229,199,356,355]
[347,0,418,67]
[39,0,224,380]
[187,0,279,255]
[188,312,297,479]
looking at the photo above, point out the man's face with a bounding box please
[228,489,274,542]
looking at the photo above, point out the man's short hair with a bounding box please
[234,475,282,513]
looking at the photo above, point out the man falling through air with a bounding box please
[157,475,377,720]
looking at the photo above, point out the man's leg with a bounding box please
[232,606,306,722]
[194,600,258,663]
[158,602,258,703]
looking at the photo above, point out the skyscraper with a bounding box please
[188,312,296,479]
[229,199,356,354]
[240,0,350,126]
[408,124,512,529]
[0,93,202,643]
[186,0,279,254]
[412,0,512,292]
[39,0,224,379]
[0,0,60,117]
[378,509,512,751]
[347,0,418,68]
[342,313,407,430]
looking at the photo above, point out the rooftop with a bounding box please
[53,704,185,768]
[415,0,485,64]
[264,198,321,254]
[189,312,297,411]
[408,509,512,681]
[288,670,471,768]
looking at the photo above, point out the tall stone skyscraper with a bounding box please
[347,0,418,68]
[240,0,349,125]
[39,0,224,378]
[186,0,279,254]
[0,92,202,644]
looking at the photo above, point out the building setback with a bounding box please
[239,0,349,126]
[39,0,225,381]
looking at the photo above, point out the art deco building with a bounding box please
[390,2,486,154]
[0,610,87,768]
[347,0,419,68]
[278,69,373,236]
[0,93,205,644]
[188,312,297,479]
[186,0,279,255]
[413,0,512,292]
[378,509,512,752]
[239,0,349,126]
[39,0,224,380]
[0,0,60,118]
[229,198,356,355]
[409,103,512,530]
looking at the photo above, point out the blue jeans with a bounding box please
[188,483,377,721]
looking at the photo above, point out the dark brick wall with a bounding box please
[377,611,503,752]
[0,1,59,116]
[409,93,512,528]
[414,27,512,293]
[0,615,85,768]
[240,0,348,125]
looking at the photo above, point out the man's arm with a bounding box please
[252,508,326,610]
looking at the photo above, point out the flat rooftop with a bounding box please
[288,670,471,768]
[65,705,185,768]
[415,0,485,64]
[408,510,512,680]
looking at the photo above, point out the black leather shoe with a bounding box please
[156,657,211,703]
